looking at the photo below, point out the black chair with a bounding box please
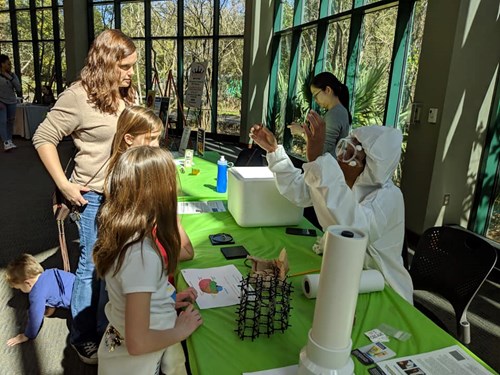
[234,145,267,167]
[409,226,497,345]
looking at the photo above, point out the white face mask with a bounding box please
[335,137,364,167]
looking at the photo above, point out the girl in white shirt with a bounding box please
[93,146,203,374]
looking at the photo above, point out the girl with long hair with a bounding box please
[94,146,202,374]
[108,105,194,261]
[33,29,137,364]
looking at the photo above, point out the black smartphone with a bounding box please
[221,245,250,260]
[209,233,234,245]
[285,227,317,237]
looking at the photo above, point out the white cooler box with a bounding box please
[227,166,303,227]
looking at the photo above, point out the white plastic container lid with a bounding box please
[230,166,274,181]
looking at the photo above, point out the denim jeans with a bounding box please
[70,191,109,345]
[0,102,16,142]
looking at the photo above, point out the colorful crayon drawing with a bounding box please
[199,278,223,294]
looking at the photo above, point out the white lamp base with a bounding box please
[297,331,354,375]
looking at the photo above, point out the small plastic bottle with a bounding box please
[216,155,228,193]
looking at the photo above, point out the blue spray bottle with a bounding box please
[216,155,228,193]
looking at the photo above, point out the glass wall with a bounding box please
[89,0,245,136]
[269,0,428,162]
[0,0,66,102]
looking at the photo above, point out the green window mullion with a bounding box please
[144,0,152,92]
[51,0,63,95]
[177,0,184,135]
[267,0,283,131]
[211,0,220,134]
[384,0,415,128]
[470,78,500,235]
[284,0,303,150]
[29,0,42,103]
[344,6,362,117]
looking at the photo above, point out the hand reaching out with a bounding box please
[249,125,278,153]
[305,110,327,162]
[287,122,305,137]
[175,305,203,340]
[7,333,28,347]
[175,287,198,309]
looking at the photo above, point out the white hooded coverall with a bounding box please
[266,125,413,304]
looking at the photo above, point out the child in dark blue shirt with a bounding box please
[5,253,75,346]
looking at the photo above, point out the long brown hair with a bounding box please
[80,29,136,114]
[94,146,180,277]
[107,106,164,175]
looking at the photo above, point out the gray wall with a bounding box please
[401,0,500,234]
[63,0,88,83]
[240,0,274,144]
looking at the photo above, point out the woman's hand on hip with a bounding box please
[59,181,90,206]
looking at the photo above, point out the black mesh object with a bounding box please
[410,226,497,339]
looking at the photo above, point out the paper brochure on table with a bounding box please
[180,265,244,309]
[371,345,491,375]
[177,200,226,214]
[243,365,298,375]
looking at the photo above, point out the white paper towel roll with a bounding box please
[309,226,368,353]
[302,269,385,299]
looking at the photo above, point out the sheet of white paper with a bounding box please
[243,365,298,375]
[181,265,244,309]
[375,345,491,375]
[178,201,226,214]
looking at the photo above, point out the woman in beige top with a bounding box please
[32,29,137,365]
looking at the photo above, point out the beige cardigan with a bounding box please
[33,82,125,193]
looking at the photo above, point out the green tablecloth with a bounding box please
[176,211,497,375]
[177,152,228,202]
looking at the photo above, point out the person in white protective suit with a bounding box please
[250,110,413,304]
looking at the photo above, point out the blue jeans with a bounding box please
[0,102,16,142]
[70,191,109,345]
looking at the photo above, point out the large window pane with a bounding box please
[16,11,32,40]
[486,190,500,242]
[151,0,177,37]
[37,9,54,40]
[0,12,11,40]
[59,40,66,91]
[325,19,350,81]
[303,0,319,23]
[151,39,177,99]
[93,4,115,34]
[132,39,146,103]
[0,43,14,61]
[19,41,34,101]
[331,0,353,15]
[59,8,65,39]
[121,2,145,38]
[39,41,55,85]
[398,0,427,129]
[217,38,243,136]
[184,39,213,131]
[274,34,291,144]
[15,0,29,9]
[35,0,51,6]
[352,6,397,128]
[220,0,244,36]
[184,0,214,37]
[281,0,294,30]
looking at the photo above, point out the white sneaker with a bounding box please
[3,141,14,151]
